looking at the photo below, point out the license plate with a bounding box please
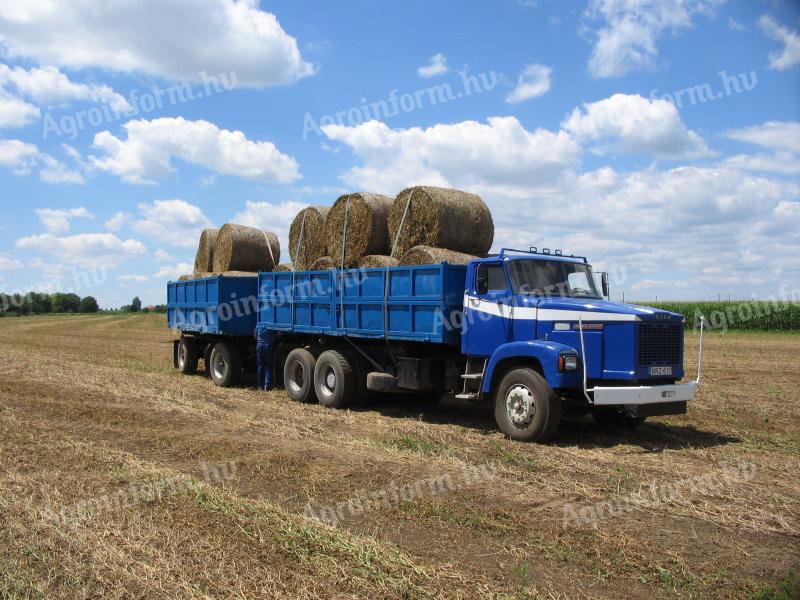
[650,366,673,376]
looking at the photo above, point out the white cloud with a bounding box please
[117,274,150,283]
[155,262,194,280]
[759,15,800,71]
[583,0,723,78]
[132,199,212,247]
[0,138,39,174]
[722,121,800,175]
[0,88,40,127]
[0,0,314,88]
[35,207,94,234]
[105,211,131,231]
[154,249,175,262]
[322,117,580,194]
[90,117,301,184]
[16,232,146,268]
[0,138,83,182]
[562,93,710,157]
[0,256,23,270]
[38,154,84,183]
[0,64,131,112]
[728,17,746,32]
[725,121,800,153]
[417,53,449,79]
[506,64,552,104]
[322,109,799,299]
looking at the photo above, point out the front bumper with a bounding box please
[591,381,697,406]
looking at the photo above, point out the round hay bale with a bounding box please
[220,271,258,277]
[310,256,335,270]
[357,255,399,268]
[398,245,477,266]
[289,206,330,271]
[325,193,393,267]
[275,263,293,272]
[193,228,220,274]
[212,223,280,273]
[178,274,194,281]
[388,186,494,258]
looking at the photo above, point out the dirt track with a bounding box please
[0,314,797,599]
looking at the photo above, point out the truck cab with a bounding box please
[459,248,700,441]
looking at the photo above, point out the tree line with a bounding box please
[0,293,167,316]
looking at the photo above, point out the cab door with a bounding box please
[463,262,512,356]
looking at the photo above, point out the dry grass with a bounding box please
[0,315,797,599]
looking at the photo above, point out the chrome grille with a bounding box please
[637,322,682,366]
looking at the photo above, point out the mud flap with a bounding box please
[173,339,180,369]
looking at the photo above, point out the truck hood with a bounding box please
[529,297,682,321]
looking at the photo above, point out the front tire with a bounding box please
[209,341,242,388]
[177,337,199,375]
[313,350,356,408]
[284,348,317,403]
[494,368,561,442]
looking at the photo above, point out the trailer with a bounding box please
[253,248,703,441]
[167,275,259,387]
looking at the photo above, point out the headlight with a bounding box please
[558,355,578,371]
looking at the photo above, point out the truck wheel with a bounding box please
[494,368,561,442]
[177,337,199,375]
[284,348,317,403]
[314,350,356,408]
[209,341,242,388]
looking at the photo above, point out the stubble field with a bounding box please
[0,313,797,599]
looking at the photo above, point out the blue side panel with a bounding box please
[167,275,259,336]
[257,264,467,346]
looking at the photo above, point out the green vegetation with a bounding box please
[640,300,800,332]
[751,571,800,600]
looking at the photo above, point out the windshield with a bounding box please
[507,259,602,299]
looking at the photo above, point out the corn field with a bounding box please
[640,301,800,332]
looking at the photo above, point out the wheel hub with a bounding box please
[506,384,535,428]
[212,352,227,380]
[324,367,336,392]
[289,361,304,392]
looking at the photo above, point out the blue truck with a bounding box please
[168,248,702,442]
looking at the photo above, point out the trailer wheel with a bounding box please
[177,337,199,375]
[284,348,317,403]
[209,341,242,388]
[314,350,356,408]
[494,368,561,442]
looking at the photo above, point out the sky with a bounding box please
[0,0,798,308]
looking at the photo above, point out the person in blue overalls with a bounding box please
[255,325,279,391]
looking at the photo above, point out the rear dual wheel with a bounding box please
[314,350,357,409]
[284,348,317,403]
[177,337,199,375]
[209,341,242,388]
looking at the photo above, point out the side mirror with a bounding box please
[600,272,610,298]
[476,270,489,295]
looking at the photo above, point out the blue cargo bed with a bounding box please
[258,264,467,346]
[168,275,259,336]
